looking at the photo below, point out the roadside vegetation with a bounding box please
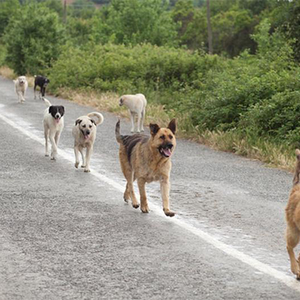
[0,0,300,171]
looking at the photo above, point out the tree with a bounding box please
[94,0,178,46]
[4,3,65,75]
[0,0,20,37]
[206,0,213,54]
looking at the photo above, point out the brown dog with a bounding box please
[286,149,300,279]
[115,119,177,217]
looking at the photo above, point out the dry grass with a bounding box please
[0,66,15,79]
[0,66,35,86]
[0,66,296,172]
[56,87,187,132]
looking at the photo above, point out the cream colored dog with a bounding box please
[72,112,104,172]
[13,76,28,103]
[119,93,147,132]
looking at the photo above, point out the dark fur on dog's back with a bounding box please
[121,134,149,162]
[115,120,148,162]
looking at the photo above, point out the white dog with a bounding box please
[72,112,104,172]
[13,76,28,103]
[119,94,147,132]
[43,98,65,160]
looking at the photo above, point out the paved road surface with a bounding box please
[0,76,299,299]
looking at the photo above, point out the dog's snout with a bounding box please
[86,130,90,135]
[166,142,173,149]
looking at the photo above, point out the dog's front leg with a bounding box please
[17,91,22,103]
[160,176,175,217]
[138,178,149,213]
[44,128,49,157]
[130,111,135,132]
[84,146,93,172]
[49,133,58,160]
[74,146,80,168]
[22,89,26,102]
[79,147,86,168]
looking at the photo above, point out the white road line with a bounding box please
[0,109,300,293]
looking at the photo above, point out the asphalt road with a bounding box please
[0,76,300,299]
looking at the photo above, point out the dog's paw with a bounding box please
[164,209,175,217]
[51,157,56,161]
[75,162,79,168]
[141,205,149,213]
[84,168,90,173]
[45,154,49,157]
[81,165,86,168]
[132,203,140,209]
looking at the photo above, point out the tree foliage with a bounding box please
[3,3,65,75]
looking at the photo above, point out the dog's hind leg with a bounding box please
[141,108,145,132]
[138,178,149,213]
[123,168,139,208]
[123,183,131,203]
[137,112,141,133]
[128,174,139,209]
[160,176,175,217]
[286,225,300,279]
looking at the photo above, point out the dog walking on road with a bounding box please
[115,118,177,217]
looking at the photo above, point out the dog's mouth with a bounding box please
[55,116,61,123]
[81,130,90,140]
[159,144,173,158]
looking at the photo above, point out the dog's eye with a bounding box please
[169,135,173,139]
[82,125,86,128]
[89,125,92,128]
[160,135,165,140]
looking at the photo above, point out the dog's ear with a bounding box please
[59,106,65,116]
[49,106,53,114]
[150,123,160,136]
[167,119,177,135]
[75,119,82,126]
[90,119,96,126]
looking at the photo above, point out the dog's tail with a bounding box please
[87,112,104,126]
[293,149,300,186]
[115,119,122,144]
[43,97,51,107]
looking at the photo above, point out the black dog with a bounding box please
[34,75,50,99]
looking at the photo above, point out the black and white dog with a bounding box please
[43,98,65,160]
[34,75,50,100]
